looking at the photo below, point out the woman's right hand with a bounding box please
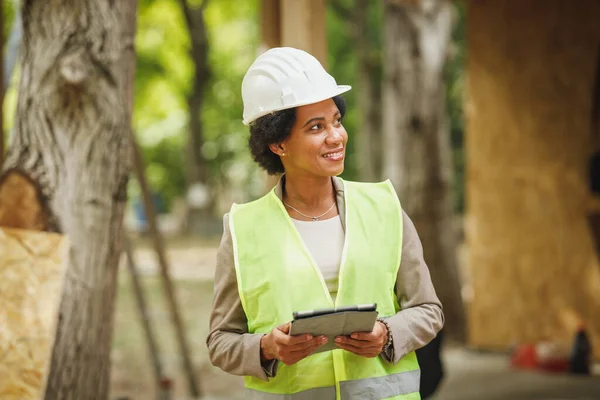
[260,322,327,365]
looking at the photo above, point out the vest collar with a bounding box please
[273,175,346,230]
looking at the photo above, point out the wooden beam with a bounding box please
[280,0,327,67]
[260,0,328,192]
[261,0,281,50]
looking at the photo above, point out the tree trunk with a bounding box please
[354,0,382,181]
[2,0,136,398]
[383,0,466,342]
[179,0,212,233]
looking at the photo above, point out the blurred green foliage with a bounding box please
[2,0,465,214]
[133,0,260,211]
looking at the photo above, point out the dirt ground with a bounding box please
[109,238,600,400]
[109,237,245,399]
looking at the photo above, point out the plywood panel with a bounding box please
[0,228,68,399]
[466,0,600,358]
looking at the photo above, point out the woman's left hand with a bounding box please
[334,321,389,358]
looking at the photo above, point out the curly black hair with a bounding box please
[248,95,347,175]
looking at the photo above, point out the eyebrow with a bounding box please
[301,111,341,128]
[302,117,325,128]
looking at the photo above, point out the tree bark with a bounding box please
[383,0,466,342]
[2,0,136,398]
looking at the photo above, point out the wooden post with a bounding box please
[260,0,328,191]
[123,237,169,400]
[261,0,280,50]
[131,139,201,398]
[280,0,327,67]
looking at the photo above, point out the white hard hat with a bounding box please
[241,47,351,125]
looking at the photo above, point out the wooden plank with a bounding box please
[0,228,68,399]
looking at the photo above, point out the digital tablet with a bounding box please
[290,304,378,353]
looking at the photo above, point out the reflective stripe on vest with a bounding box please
[339,370,421,399]
[230,179,421,400]
[245,386,336,399]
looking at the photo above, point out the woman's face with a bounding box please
[272,98,347,178]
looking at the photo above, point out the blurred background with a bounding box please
[2,0,600,399]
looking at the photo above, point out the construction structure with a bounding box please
[465,0,600,358]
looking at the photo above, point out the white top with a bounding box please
[292,215,345,301]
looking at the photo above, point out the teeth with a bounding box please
[323,152,342,158]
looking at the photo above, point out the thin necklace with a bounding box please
[283,200,336,221]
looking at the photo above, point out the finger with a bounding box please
[272,327,314,345]
[349,332,378,341]
[277,322,291,334]
[279,332,319,346]
[335,337,380,349]
[351,321,387,341]
[335,342,378,357]
[285,336,327,352]
[290,342,324,361]
[281,342,324,365]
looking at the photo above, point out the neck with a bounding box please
[283,173,335,208]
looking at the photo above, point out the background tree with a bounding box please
[132,0,259,221]
[178,0,212,233]
[382,0,466,342]
[1,0,137,398]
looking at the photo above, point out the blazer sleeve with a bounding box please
[206,214,278,380]
[381,210,445,364]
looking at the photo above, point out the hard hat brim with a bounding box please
[242,85,352,126]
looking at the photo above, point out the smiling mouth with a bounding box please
[322,149,344,158]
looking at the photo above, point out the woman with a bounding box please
[207,47,444,399]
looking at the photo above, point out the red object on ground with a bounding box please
[160,376,173,389]
[511,344,539,369]
[538,358,570,373]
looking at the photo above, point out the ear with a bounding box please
[268,143,285,157]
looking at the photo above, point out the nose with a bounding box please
[325,124,344,145]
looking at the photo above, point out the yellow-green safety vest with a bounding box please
[229,179,421,400]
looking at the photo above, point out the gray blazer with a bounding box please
[206,176,444,381]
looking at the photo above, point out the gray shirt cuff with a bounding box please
[261,358,279,378]
[380,346,394,363]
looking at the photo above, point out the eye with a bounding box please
[309,124,323,131]
[334,117,343,126]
